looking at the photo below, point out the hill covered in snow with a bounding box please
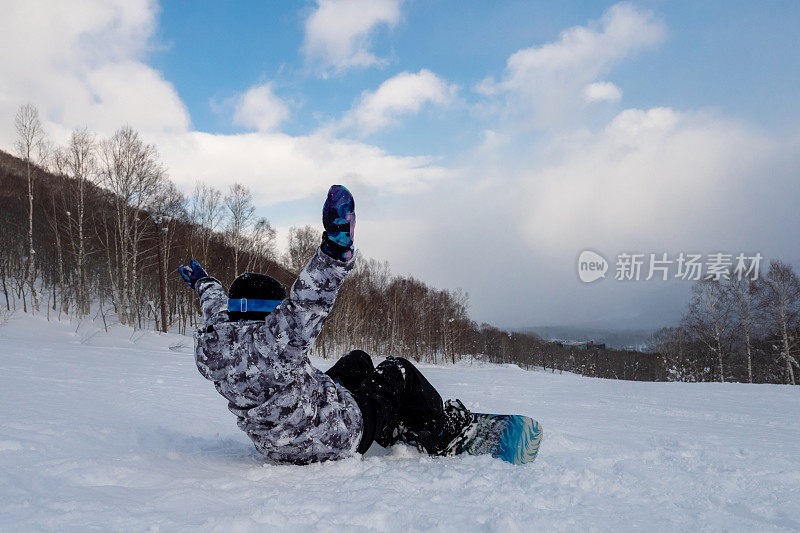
[1,314,798,531]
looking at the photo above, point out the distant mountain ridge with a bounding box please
[518,325,655,351]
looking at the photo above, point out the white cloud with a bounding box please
[302,0,402,76]
[0,0,189,145]
[156,130,452,205]
[583,81,622,102]
[343,69,457,135]
[519,107,768,252]
[481,2,665,128]
[232,82,290,132]
[503,3,664,85]
[0,0,447,205]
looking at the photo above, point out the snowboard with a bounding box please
[445,413,543,465]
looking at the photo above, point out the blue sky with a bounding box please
[150,1,800,137]
[1,0,799,329]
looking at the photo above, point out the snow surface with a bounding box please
[1,314,799,532]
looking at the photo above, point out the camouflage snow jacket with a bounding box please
[193,247,363,464]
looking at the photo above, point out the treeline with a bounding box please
[650,266,800,385]
[1,103,662,380]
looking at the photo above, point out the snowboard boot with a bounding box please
[438,399,474,454]
[401,398,473,456]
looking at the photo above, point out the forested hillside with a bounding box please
[1,108,661,379]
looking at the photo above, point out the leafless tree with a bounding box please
[151,182,186,332]
[56,128,97,316]
[246,217,278,272]
[683,279,733,383]
[39,180,68,317]
[224,183,255,278]
[285,225,318,273]
[98,126,167,326]
[14,104,48,313]
[726,277,762,383]
[760,260,800,385]
[189,182,224,265]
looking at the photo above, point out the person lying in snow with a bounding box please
[178,185,472,465]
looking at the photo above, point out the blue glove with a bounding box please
[178,259,208,289]
[321,184,355,261]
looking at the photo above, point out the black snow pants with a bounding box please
[325,351,447,454]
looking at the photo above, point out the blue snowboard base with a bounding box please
[446,413,543,465]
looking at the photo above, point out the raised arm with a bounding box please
[178,259,230,327]
[263,246,354,354]
[262,185,357,354]
[195,277,230,327]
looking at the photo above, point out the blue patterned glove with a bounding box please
[178,259,208,289]
[321,184,355,261]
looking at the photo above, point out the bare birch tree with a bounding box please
[57,128,97,316]
[760,260,800,385]
[14,104,47,313]
[98,126,167,326]
[285,225,318,273]
[189,182,224,264]
[224,183,254,278]
[726,276,762,383]
[683,279,733,383]
[151,181,185,332]
[246,217,278,272]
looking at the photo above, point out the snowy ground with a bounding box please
[1,314,799,532]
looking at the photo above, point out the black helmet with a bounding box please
[228,272,287,321]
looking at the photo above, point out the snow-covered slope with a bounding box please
[1,314,798,532]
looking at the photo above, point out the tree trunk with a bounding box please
[156,232,168,333]
[1,266,9,311]
[745,328,753,384]
[77,175,88,317]
[53,202,68,317]
[780,309,796,385]
[27,159,39,313]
